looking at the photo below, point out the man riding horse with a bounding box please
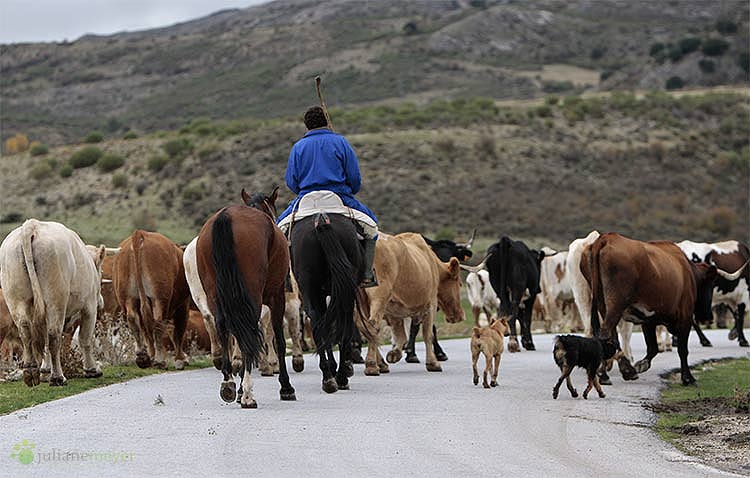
[277,106,378,288]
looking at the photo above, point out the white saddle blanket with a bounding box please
[277,190,376,229]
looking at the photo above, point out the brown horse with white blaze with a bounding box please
[195,202,295,408]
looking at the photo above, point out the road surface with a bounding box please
[2,329,747,477]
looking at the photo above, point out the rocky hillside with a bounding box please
[1,0,748,145]
[1,89,747,248]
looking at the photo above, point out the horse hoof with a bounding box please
[682,375,697,386]
[212,357,223,371]
[292,356,305,373]
[739,339,749,347]
[634,359,651,374]
[136,353,151,369]
[386,350,402,364]
[364,360,380,376]
[483,383,490,389]
[436,351,448,362]
[236,386,243,404]
[571,390,579,398]
[84,368,103,378]
[490,381,498,387]
[336,381,350,390]
[700,340,712,347]
[49,376,67,387]
[152,361,168,370]
[280,389,297,401]
[260,368,274,377]
[344,361,354,378]
[599,375,612,386]
[23,368,40,387]
[728,328,738,341]
[598,392,606,398]
[426,362,442,372]
[405,354,420,364]
[240,399,258,409]
[522,340,536,351]
[220,381,237,403]
[322,378,338,394]
[508,340,520,353]
[174,360,186,371]
[473,376,479,386]
[378,362,390,374]
[351,350,365,364]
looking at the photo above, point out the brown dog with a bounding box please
[471,316,510,388]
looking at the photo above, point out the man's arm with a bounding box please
[285,146,300,194]
[341,137,361,194]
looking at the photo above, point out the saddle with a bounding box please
[279,190,376,237]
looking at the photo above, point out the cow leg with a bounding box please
[47,313,66,386]
[433,325,448,361]
[126,298,150,368]
[270,292,296,401]
[258,306,276,376]
[423,309,441,372]
[285,304,305,372]
[617,321,633,362]
[520,297,535,351]
[734,304,748,347]
[386,317,408,364]
[676,329,696,385]
[404,318,420,363]
[150,301,168,369]
[507,311,520,353]
[552,365,573,399]
[482,353,492,388]
[633,323,659,374]
[172,303,189,370]
[490,354,501,387]
[16,309,42,386]
[692,320,712,347]
[79,305,102,378]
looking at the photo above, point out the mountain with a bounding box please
[1,0,748,146]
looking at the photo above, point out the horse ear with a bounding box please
[241,188,251,206]
[269,186,279,205]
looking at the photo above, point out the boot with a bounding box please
[361,238,378,288]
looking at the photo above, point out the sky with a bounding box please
[0,0,270,44]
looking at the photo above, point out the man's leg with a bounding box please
[359,223,379,288]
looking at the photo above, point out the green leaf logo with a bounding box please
[9,440,35,465]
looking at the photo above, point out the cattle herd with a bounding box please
[0,189,748,409]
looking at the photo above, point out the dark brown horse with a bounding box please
[196,189,295,408]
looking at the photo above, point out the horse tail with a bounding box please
[313,214,358,352]
[211,209,263,366]
[588,237,605,337]
[132,230,152,326]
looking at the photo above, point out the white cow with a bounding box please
[466,270,499,326]
[0,219,105,386]
[538,250,582,333]
[565,230,634,364]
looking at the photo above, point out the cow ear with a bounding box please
[422,235,435,246]
[705,264,718,282]
[448,257,460,279]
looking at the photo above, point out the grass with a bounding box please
[653,357,750,442]
[0,358,212,416]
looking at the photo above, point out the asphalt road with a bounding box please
[2,329,748,478]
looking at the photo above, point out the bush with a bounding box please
[84,131,104,143]
[162,138,193,159]
[29,142,49,156]
[4,133,30,154]
[542,80,574,93]
[535,105,553,118]
[29,163,53,181]
[649,43,665,56]
[147,155,168,172]
[123,131,138,140]
[474,132,496,158]
[0,212,23,224]
[665,76,685,90]
[715,19,737,35]
[698,59,715,73]
[46,157,59,169]
[59,165,73,177]
[590,46,606,60]
[197,143,219,161]
[702,38,730,56]
[111,173,128,188]
[678,37,701,54]
[545,96,559,105]
[69,146,103,168]
[738,52,749,73]
[181,183,205,202]
[668,46,683,62]
[600,70,613,82]
[97,153,125,172]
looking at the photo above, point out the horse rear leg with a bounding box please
[271,292,296,401]
[172,302,189,370]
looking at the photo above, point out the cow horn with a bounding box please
[458,229,477,249]
[715,260,750,281]
[101,279,113,284]
[459,253,490,273]
[105,247,121,255]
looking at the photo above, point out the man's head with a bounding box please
[304,106,328,130]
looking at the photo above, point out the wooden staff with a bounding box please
[315,76,334,132]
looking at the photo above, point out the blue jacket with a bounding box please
[277,128,377,223]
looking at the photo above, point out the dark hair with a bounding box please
[304,106,328,130]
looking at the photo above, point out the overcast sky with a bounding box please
[0,0,270,44]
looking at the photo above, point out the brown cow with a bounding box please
[0,289,21,363]
[583,233,745,385]
[113,230,190,370]
[358,233,465,375]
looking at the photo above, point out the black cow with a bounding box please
[485,236,545,352]
[400,232,475,363]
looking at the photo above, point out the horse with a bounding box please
[195,188,295,408]
[290,212,364,394]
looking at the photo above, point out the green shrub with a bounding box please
[162,138,193,159]
[182,183,205,201]
[123,131,138,140]
[698,59,715,73]
[111,173,128,188]
[715,19,738,35]
[45,157,59,169]
[29,143,49,156]
[147,155,168,172]
[649,43,665,56]
[29,163,53,181]
[678,37,701,54]
[59,165,73,178]
[84,131,104,143]
[702,38,730,56]
[535,105,553,118]
[738,52,749,73]
[600,70,613,81]
[590,46,606,60]
[97,153,125,172]
[542,80,574,93]
[665,76,685,90]
[668,46,683,62]
[69,146,103,168]
[197,143,219,160]
[106,117,122,133]
[0,212,23,224]
[545,96,559,105]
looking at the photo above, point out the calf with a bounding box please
[466,269,499,326]
[538,250,582,333]
[552,335,621,400]
[471,316,509,388]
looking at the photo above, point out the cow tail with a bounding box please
[21,220,45,323]
[211,209,263,366]
[589,238,604,337]
[132,230,151,325]
[498,237,512,316]
[313,216,357,352]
